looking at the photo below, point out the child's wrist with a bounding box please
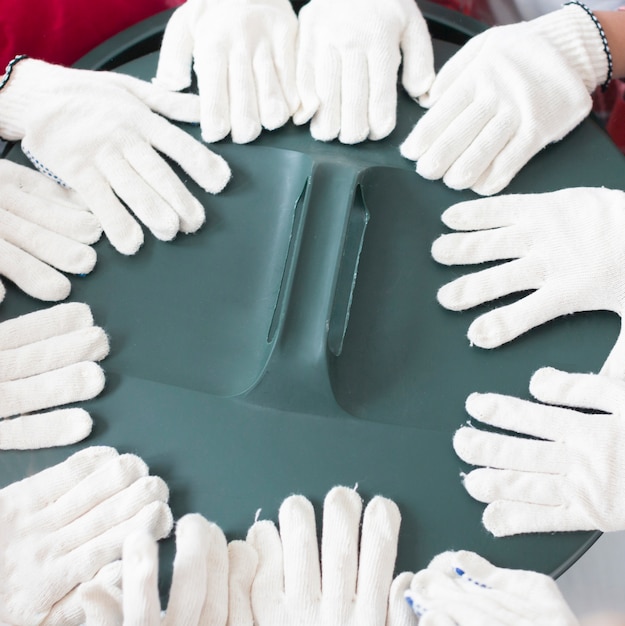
[595,10,625,79]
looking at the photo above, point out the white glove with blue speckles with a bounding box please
[405,550,578,626]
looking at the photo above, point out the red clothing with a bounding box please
[0,0,185,68]
[430,0,499,25]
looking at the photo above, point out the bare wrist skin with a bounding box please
[595,11,625,79]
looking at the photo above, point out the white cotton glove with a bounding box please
[44,562,123,626]
[295,0,434,144]
[405,550,579,626]
[0,302,109,449]
[113,513,256,626]
[73,513,256,626]
[0,159,101,302]
[246,486,416,626]
[400,3,609,195]
[0,57,231,255]
[431,188,625,379]
[453,367,625,536]
[0,446,173,626]
[154,0,299,144]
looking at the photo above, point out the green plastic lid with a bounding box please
[2,3,623,594]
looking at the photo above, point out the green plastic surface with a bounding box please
[2,4,625,594]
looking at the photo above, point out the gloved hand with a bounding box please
[405,550,579,626]
[246,485,416,626]
[454,367,625,535]
[431,188,625,379]
[0,57,231,255]
[0,302,108,449]
[125,514,255,625]
[0,159,100,302]
[154,0,299,144]
[73,513,256,625]
[43,562,123,626]
[295,0,434,144]
[401,3,609,195]
[0,446,173,625]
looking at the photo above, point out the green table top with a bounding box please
[2,3,624,593]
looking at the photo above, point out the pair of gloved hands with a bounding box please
[154,0,435,146]
[433,186,625,537]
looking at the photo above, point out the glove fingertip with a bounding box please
[402,68,436,101]
[464,391,487,418]
[76,214,104,245]
[528,366,560,396]
[430,236,453,265]
[109,224,144,256]
[293,101,316,126]
[200,118,231,144]
[467,318,503,349]
[68,407,94,441]
[190,153,231,196]
[245,519,278,547]
[417,92,436,108]
[178,199,206,235]
[231,120,262,145]
[452,427,475,463]
[399,133,425,162]
[471,173,510,197]
[435,283,465,311]
[77,361,106,398]
[148,500,175,540]
[50,276,73,302]
[209,159,232,194]
[482,502,514,537]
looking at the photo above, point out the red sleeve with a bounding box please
[0,0,186,68]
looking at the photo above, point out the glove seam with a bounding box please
[21,145,69,188]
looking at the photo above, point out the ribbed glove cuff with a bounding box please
[0,57,38,141]
[533,3,609,92]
